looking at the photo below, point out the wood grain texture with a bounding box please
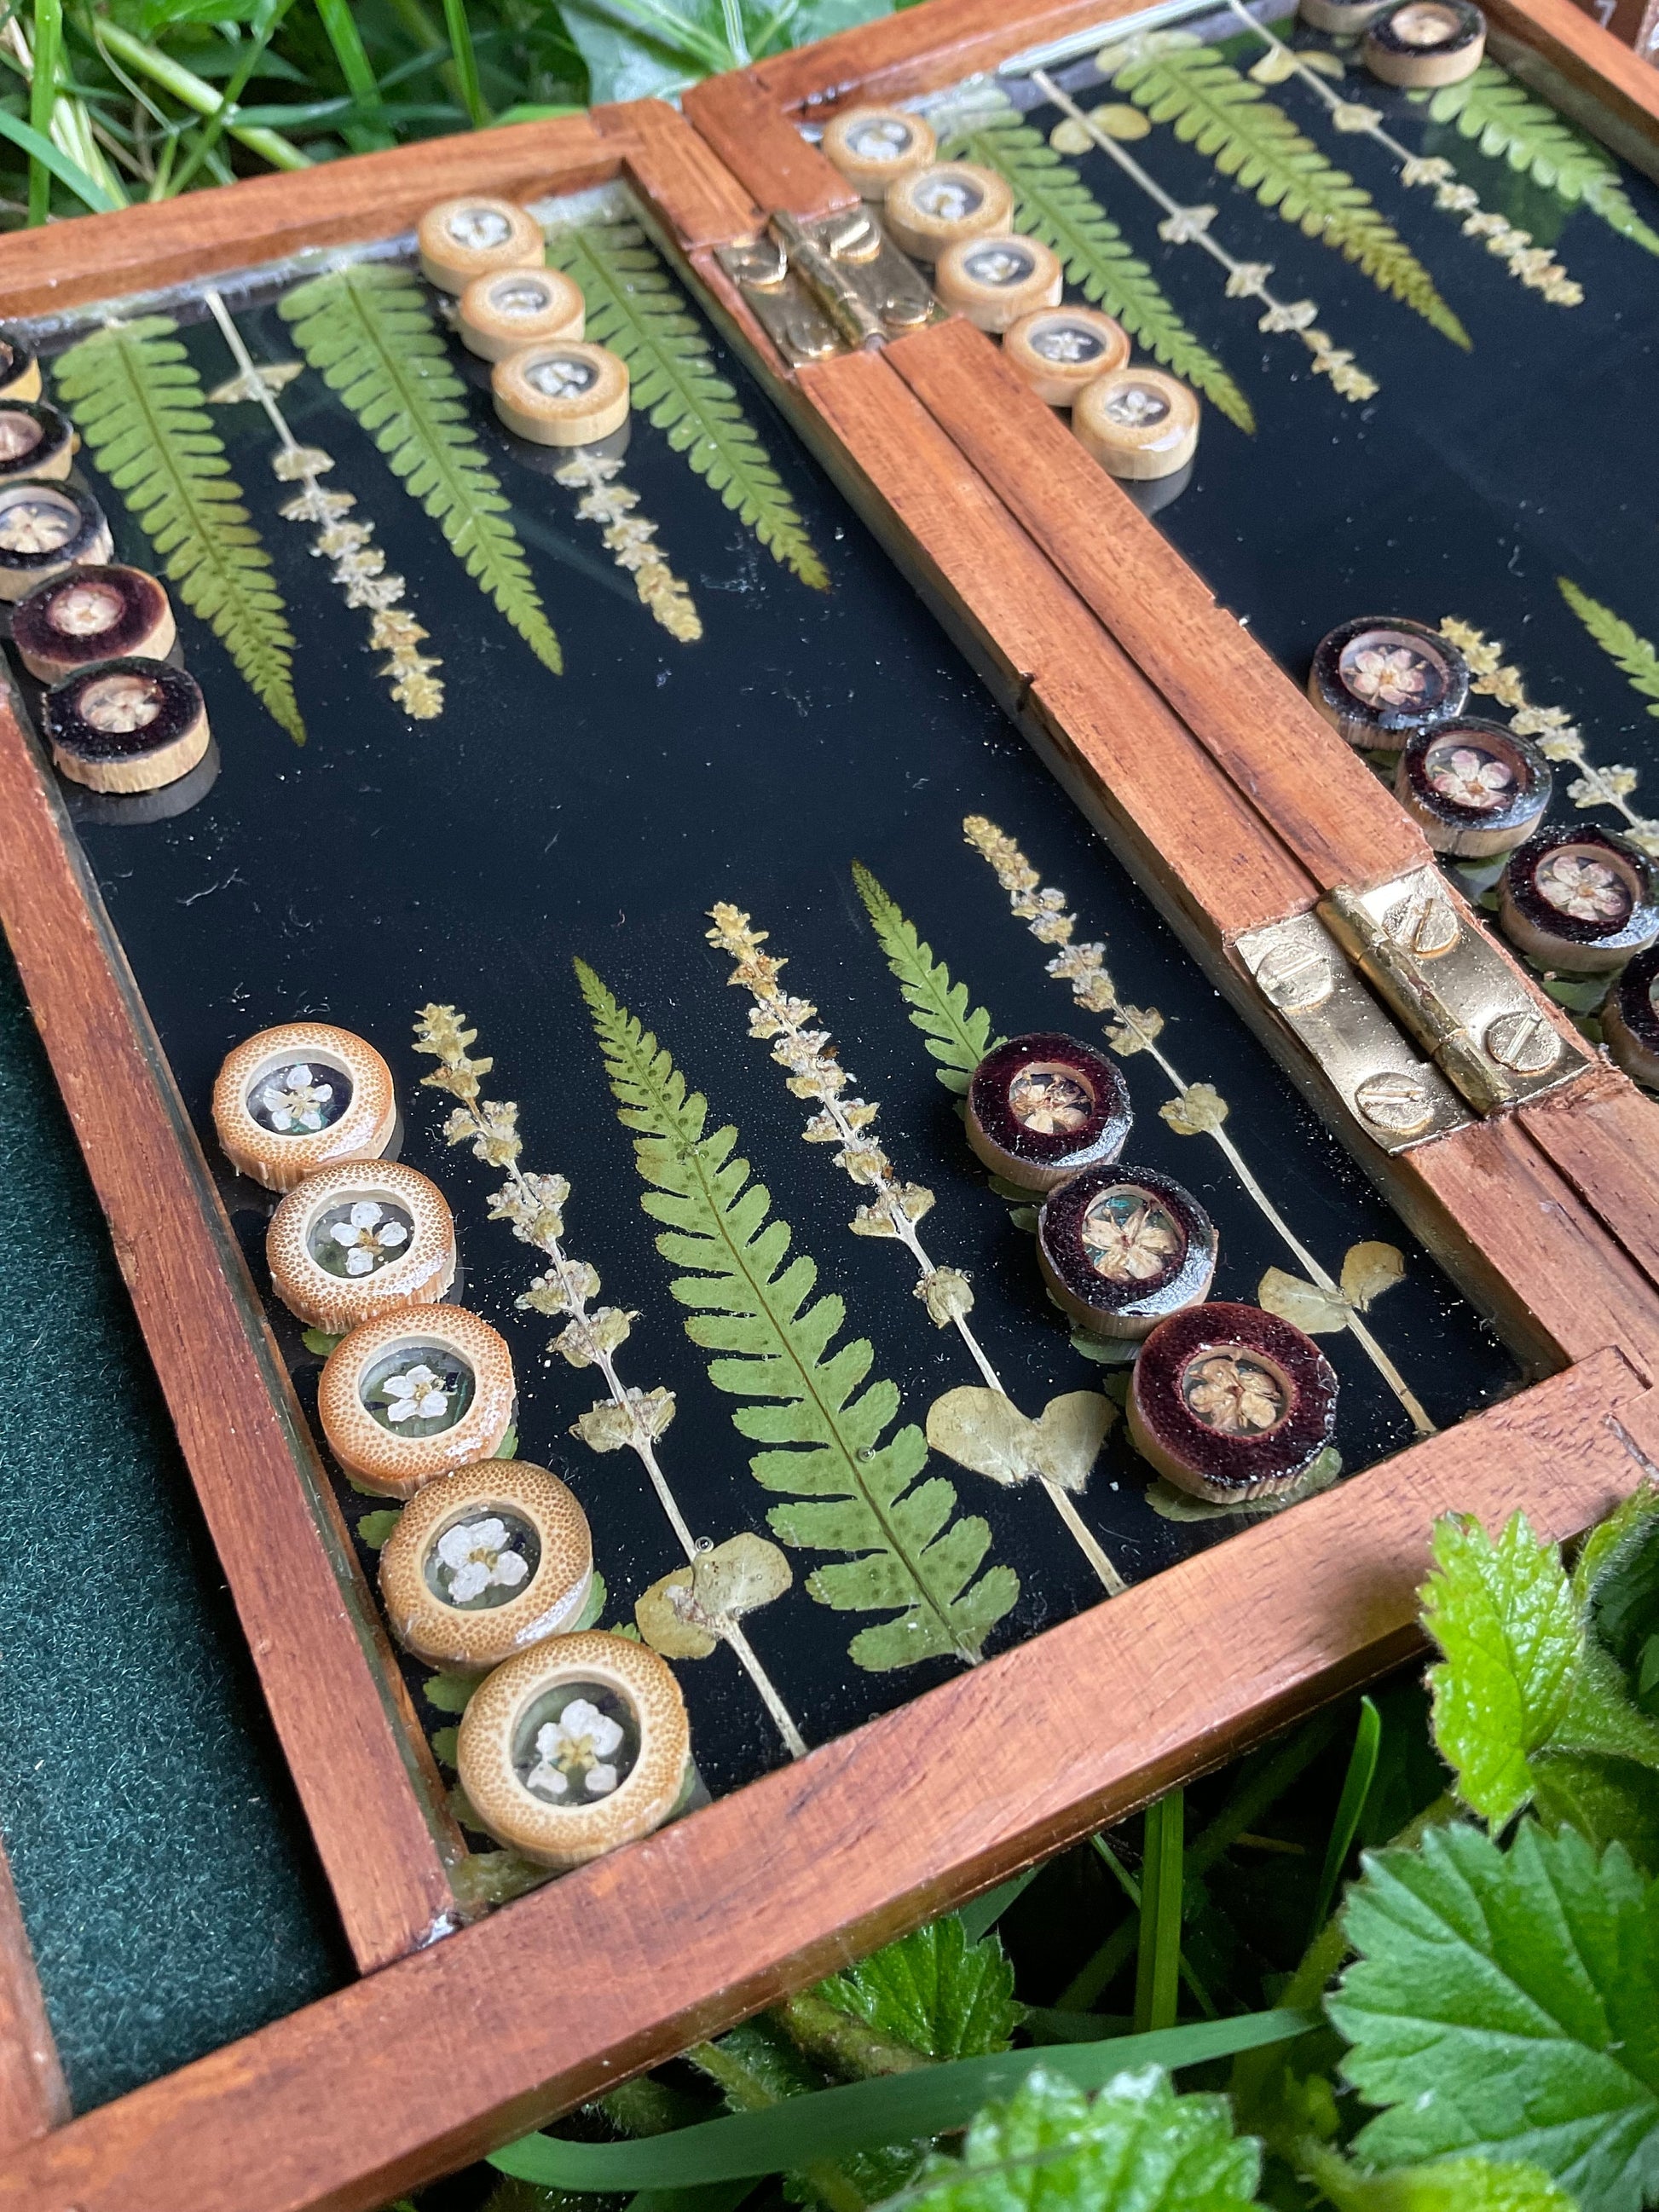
[1521,1064,1659,1301]
[887,320,1432,895]
[0,1348,1647,2212]
[0,1841,66,2152]
[680,74,855,226]
[1486,0,1659,136]
[595,100,761,249]
[0,114,617,321]
[797,347,1316,939]
[0,696,461,1973]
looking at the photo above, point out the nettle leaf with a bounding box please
[853,863,1003,1092]
[927,1388,1113,1495]
[1576,1481,1659,1683]
[1308,2144,1577,2211]
[816,1916,1020,2062]
[547,222,827,588]
[1108,43,1469,349]
[1331,1821,1659,2212]
[903,2065,1260,2212]
[1422,62,1659,260]
[54,316,304,742]
[578,961,1018,1672]
[934,91,1255,433]
[1422,1510,1581,1827]
[279,265,563,674]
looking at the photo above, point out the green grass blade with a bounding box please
[1112,43,1470,348]
[577,959,1017,1672]
[441,0,490,125]
[852,862,1003,1094]
[1309,1694,1380,1939]
[95,20,311,171]
[1559,576,1659,720]
[957,1868,1043,1943]
[490,2008,1318,2187]
[314,0,396,149]
[280,263,562,673]
[1132,1792,1186,2035]
[54,315,303,740]
[936,90,1255,433]
[0,101,115,213]
[547,220,829,588]
[28,0,62,225]
[1423,61,1659,260]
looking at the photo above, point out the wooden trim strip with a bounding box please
[1485,0,1659,144]
[0,1349,1648,2212]
[1519,1068,1659,1305]
[0,1841,67,2151]
[884,317,1431,894]
[0,696,461,1974]
[682,73,857,225]
[0,114,618,321]
[796,346,1317,939]
[595,98,762,248]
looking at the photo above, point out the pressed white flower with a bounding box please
[1345,645,1430,708]
[259,1062,333,1133]
[1428,746,1515,811]
[381,1363,449,1424]
[523,1698,626,1799]
[435,1516,529,1604]
[1536,852,1629,923]
[328,1199,410,1275]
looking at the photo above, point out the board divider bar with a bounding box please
[0,1347,1648,2212]
[0,1840,67,2156]
[0,689,465,1976]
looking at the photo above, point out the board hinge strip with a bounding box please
[716,207,941,365]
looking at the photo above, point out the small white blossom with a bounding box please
[259,1063,332,1133]
[328,1199,409,1276]
[436,1516,529,1603]
[380,1364,449,1424]
[524,1698,625,1799]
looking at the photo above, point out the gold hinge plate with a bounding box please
[715,208,941,366]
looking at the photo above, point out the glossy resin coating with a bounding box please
[212,1020,398,1193]
[1308,615,1468,750]
[43,658,206,794]
[0,401,73,482]
[1603,944,1659,1088]
[1038,1164,1217,1338]
[1129,1302,1339,1500]
[967,1031,1131,1190]
[1395,716,1551,857]
[13,565,175,681]
[1364,0,1485,85]
[317,1304,517,1498]
[379,1459,592,1671]
[266,1159,456,1334]
[1499,823,1659,973]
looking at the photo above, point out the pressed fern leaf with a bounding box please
[577,960,1019,1672]
[1110,43,1470,348]
[853,862,1004,1094]
[547,222,829,590]
[1560,576,1659,721]
[279,266,562,673]
[54,316,304,742]
[937,96,1255,433]
[1423,63,1659,260]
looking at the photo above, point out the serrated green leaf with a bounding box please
[302,1325,346,1356]
[816,1918,1020,2063]
[1559,578,1659,723]
[1305,2142,1577,2211]
[1423,62,1659,259]
[577,960,1017,1672]
[356,1507,401,1548]
[1531,1750,1659,1873]
[575,1568,607,1632]
[54,315,304,742]
[1422,1510,1581,1827]
[279,264,562,673]
[853,863,1004,1089]
[546,221,827,589]
[902,2065,1260,2212]
[431,1724,459,1768]
[424,1669,480,1713]
[1331,1820,1659,2212]
[935,93,1255,432]
[692,2018,912,2212]
[1108,44,1468,348]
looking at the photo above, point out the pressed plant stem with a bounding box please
[1132,1793,1186,2035]
[95,20,310,170]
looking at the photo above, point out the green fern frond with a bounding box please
[1421,63,1659,260]
[853,862,1003,1094]
[279,266,562,674]
[1559,576,1659,720]
[547,222,829,591]
[577,959,1018,1672]
[1109,44,1470,347]
[937,95,1256,433]
[54,316,303,743]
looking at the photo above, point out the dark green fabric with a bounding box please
[0,938,343,2111]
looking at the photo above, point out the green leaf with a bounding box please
[691,2017,912,2211]
[278,264,563,673]
[1309,1695,1381,1938]
[1422,62,1659,260]
[935,93,1255,432]
[1421,1510,1581,1827]
[488,2010,1316,2186]
[575,1568,608,1632]
[852,863,1004,1089]
[1330,1821,1659,2212]
[1530,1751,1659,1873]
[900,2065,1260,2212]
[577,961,1017,1672]
[815,1917,1020,2062]
[302,1325,345,1356]
[0,107,118,214]
[1108,43,1469,349]
[54,316,303,741]
[1304,2143,1578,2211]
[1559,578,1659,722]
[356,1507,401,1548]
[431,1724,459,1767]
[1577,1483,1659,1697]
[425,1670,480,1713]
[546,222,827,589]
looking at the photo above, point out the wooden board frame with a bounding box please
[0,35,1657,2208]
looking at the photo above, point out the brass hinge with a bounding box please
[1238,867,1593,1152]
[715,208,941,366]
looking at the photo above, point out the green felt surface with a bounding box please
[0,938,344,2112]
